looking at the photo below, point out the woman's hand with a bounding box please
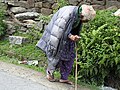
[74,35,81,41]
[69,35,81,41]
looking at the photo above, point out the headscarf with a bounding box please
[73,4,96,29]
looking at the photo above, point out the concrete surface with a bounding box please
[0,61,90,90]
[0,70,54,90]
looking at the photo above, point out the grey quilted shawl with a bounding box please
[36,6,78,66]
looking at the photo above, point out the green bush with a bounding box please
[53,0,69,13]
[57,0,68,8]
[0,3,7,37]
[75,10,120,87]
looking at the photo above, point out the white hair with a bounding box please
[81,4,96,20]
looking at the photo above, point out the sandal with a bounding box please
[59,79,73,85]
[46,71,59,82]
[46,74,59,82]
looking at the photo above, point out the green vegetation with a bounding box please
[0,1,119,89]
[0,3,7,37]
[0,55,45,73]
[57,0,68,8]
[53,0,69,13]
[0,39,47,68]
[38,14,51,24]
[74,10,120,89]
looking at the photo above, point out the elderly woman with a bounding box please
[36,4,96,84]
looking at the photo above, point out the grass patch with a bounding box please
[0,39,46,61]
[0,55,45,73]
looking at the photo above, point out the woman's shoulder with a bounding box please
[60,6,77,11]
[57,6,77,17]
[61,5,77,8]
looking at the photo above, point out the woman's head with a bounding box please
[78,4,96,22]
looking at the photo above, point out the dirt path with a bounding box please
[0,61,90,90]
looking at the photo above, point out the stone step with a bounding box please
[15,12,39,20]
[9,36,28,45]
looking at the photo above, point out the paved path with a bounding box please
[0,61,90,90]
[0,70,54,90]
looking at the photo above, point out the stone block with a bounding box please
[34,0,43,2]
[7,1,29,8]
[77,0,82,2]
[9,36,28,45]
[92,5,105,10]
[15,12,39,20]
[35,2,42,8]
[34,8,41,13]
[108,0,118,1]
[91,0,105,5]
[42,2,52,8]
[69,0,78,5]
[52,3,59,10]
[6,24,16,35]
[4,20,16,35]
[41,8,52,15]
[1,0,5,2]
[114,9,120,16]
[106,1,120,8]
[27,8,37,12]
[47,0,56,4]
[10,7,26,14]
[23,19,37,28]
[19,26,27,32]
[27,0,34,8]
[37,20,44,31]
[106,6,118,10]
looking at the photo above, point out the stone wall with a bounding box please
[1,0,120,35]
[1,0,120,16]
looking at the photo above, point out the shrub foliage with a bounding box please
[75,10,120,86]
[0,3,7,37]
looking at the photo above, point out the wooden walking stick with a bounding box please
[75,42,78,90]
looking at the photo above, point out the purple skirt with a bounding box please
[60,40,76,61]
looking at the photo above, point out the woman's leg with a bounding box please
[46,58,59,81]
[60,59,74,80]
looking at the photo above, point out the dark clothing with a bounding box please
[60,40,75,61]
[60,58,74,80]
[71,22,82,35]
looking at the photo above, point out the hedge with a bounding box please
[74,10,120,89]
